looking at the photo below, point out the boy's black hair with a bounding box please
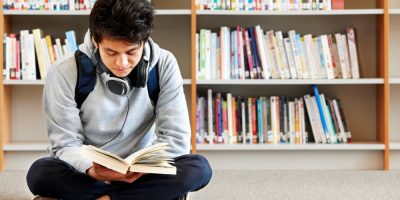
[90,0,154,44]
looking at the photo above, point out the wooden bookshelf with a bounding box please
[3,9,191,15]
[0,0,396,171]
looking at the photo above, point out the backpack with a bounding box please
[74,50,160,109]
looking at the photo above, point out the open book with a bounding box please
[80,143,176,175]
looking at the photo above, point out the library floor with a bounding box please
[2,170,400,200]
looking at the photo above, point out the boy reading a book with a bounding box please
[26,0,212,199]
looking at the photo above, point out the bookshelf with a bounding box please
[194,0,389,170]
[0,0,394,171]
[0,0,193,170]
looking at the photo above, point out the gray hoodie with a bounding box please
[44,31,191,173]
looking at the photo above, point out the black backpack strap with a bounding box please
[74,50,97,109]
[147,62,160,107]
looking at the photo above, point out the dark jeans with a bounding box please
[26,154,212,200]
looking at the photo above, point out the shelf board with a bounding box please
[196,9,384,16]
[3,9,191,15]
[389,9,400,14]
[389,78,400,84]
[3,142,48,151]
[196,78,384,85]
[196,142,385,151]
[3,79,191,85]
[183,79,192,85]
[390,142,400,150]
[3,80,45,85]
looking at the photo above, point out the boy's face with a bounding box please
[96,38,144,78]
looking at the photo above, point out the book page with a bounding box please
[81,145,130,174]
[129,162,176,175]
[124,143,169,164]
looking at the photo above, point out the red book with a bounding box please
[331,0,344,10]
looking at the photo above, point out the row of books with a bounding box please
[3,29,78,80]
[3,0,96,10]
[3,0,151,11]
[196,0,344,11]
[196,26,360,80]
[196,86,352,145]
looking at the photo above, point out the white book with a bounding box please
[303,95,321,143]
[55,38,64,57]
[310,37,324,79]
[275,31,291,79]
[263,32,275,79]
[210,32,218,80]
[303,34,318,79]
[315,37,326,79]
[64,38,71,54]
[198,30,207,80]
[334,33,348,79]
[205,29,211,80]
[219,27,230,79]
[320,34,335,79]
[283,37,297,79]
[288,30,303,79]
[81,143,176,175]
[311,96,327,144]
[255,25,270,79]
[270,96,279,144]
[53,44,59,61]
[347,28,360,78]
[68,0,75,10]
[331,35,342,78]
[20,30,29,80]
[41,38,52,72]
[341,34,352,79]
[299,36,311,79]
[28,34,37,80]
[231,31,238,79]
[62,45,69,57]
[266,30,283,79]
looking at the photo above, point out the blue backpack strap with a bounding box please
[74,50,96,109]
[147,62,160,107]
[74,49,160,108]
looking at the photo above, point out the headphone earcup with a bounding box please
[132,59,148,88]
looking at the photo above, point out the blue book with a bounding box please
[312,85,330,143]
[248,28,261,79]
[65,30,78,52]
[257,98,263,144]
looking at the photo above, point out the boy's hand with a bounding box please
[87,162,144,183]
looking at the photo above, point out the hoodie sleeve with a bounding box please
[44,60,93,173]
[153,50,191,156]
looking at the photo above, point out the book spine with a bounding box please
[312,85,330,143]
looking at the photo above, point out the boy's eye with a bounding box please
[127,50,137,55]
[106,51,117,56]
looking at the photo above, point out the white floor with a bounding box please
[2,170,400,200]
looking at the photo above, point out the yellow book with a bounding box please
[45,35,56,64]
[32,29,46,79]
